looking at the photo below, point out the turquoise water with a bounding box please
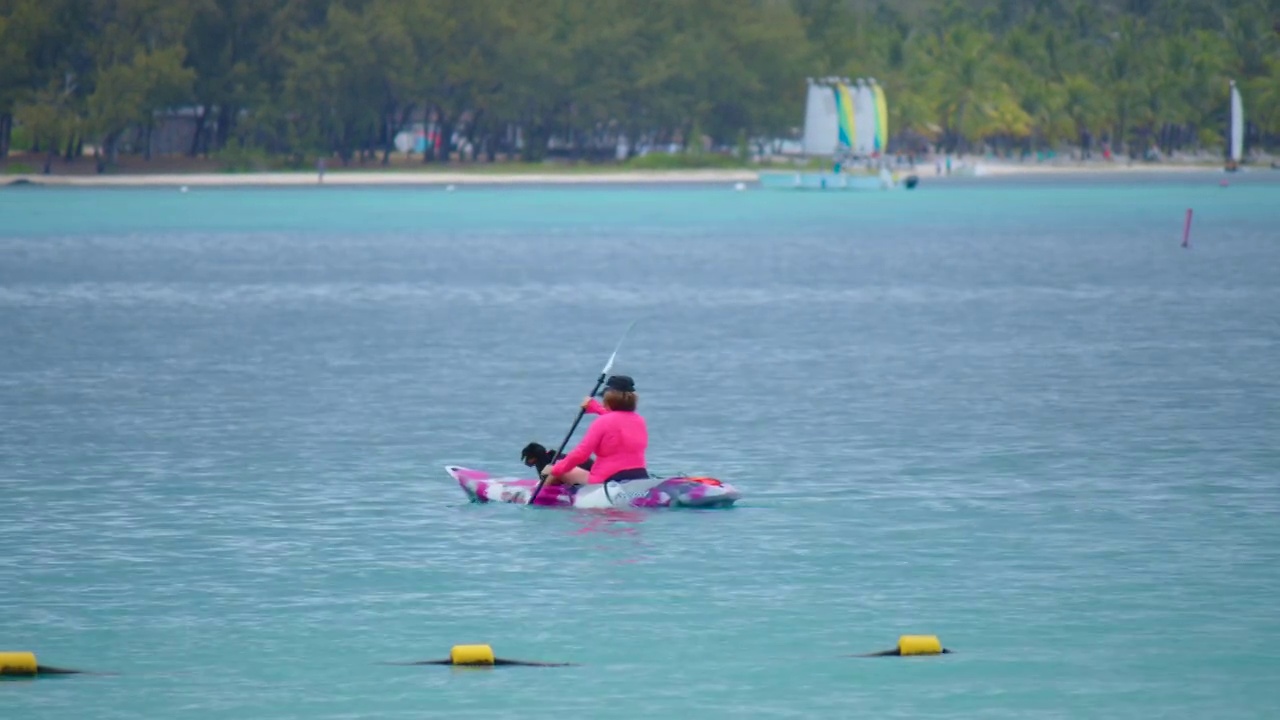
[2,174,1278,718]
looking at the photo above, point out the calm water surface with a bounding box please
[2,173,1278,718]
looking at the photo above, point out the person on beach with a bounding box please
[540,375,649,486]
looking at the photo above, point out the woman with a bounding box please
[543,374,648,486]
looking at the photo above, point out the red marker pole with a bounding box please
[1182,208,1193,248]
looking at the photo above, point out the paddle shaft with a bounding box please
[527,374,607,505]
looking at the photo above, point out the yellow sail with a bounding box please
[835,82,857,151]
[872,82,888,154]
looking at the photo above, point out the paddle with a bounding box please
[527,320,638,505]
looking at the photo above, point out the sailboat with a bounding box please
[1225,80,1243,172]
[757,77,915,191]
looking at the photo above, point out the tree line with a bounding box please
[1,0,1277,172]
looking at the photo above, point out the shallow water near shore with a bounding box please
[2,173,1279,718]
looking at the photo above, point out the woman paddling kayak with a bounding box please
[540,374,649,486]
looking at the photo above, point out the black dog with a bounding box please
[521,442,594,475]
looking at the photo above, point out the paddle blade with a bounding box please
[601,319,639,375]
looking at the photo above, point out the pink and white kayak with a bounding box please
[446,466,741,509]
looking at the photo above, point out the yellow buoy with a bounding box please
[846,635,950,658]
[381,644,574,668]
[0,651,39,676]
[897,635,944,656]
[449,644,496,666]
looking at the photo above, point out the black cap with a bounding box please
[603,375,635,393]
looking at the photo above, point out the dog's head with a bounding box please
[520,442,551,468]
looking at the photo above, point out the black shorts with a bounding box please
[604,468,649,483]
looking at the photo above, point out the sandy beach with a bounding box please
[1,168,761,187]
[0,159,1260,188]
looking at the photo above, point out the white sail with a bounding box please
[853,79,877,156]
[1230,80,1243,163]
[801,79,839,157]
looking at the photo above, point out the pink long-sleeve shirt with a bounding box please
[551,399,648,483]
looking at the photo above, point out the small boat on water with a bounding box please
[757,166,916,191]
[758,76,918,191]
[446,465,741,509]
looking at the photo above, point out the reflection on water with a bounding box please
[567,508,652,565]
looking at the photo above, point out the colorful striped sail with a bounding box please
[872,82,888,154]
[835,82,857,151]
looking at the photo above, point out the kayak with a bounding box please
[447,466,741,509]
[446,465,741,509]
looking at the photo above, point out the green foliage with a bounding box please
[214,138,274,173]
[0,0,1276,165]
[9,122,32,152]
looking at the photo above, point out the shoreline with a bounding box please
[1,161,1262,188]
[4,169,760,187]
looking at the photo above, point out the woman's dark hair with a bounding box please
[602,388,638,412]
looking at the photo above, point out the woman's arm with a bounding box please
[550,419,604,477]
